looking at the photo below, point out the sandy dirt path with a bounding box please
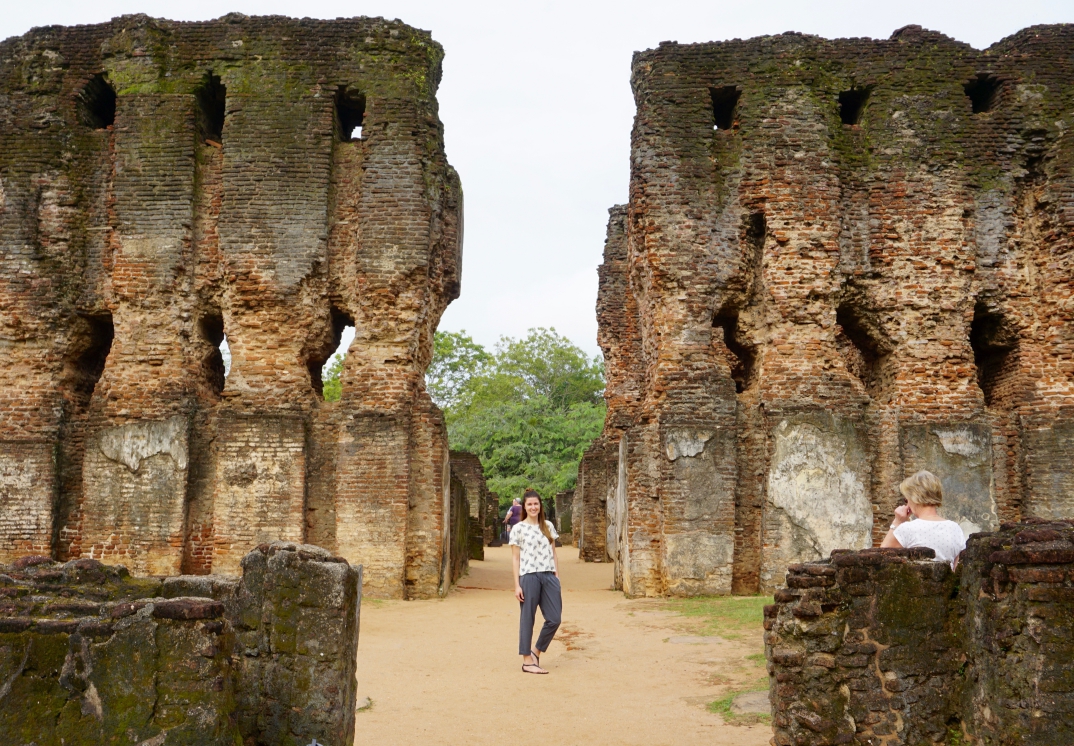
[353,545,773,745]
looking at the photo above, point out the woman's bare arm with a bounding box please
[881,505,910,548]
[512,545,524,601]
[552,541,559,578]
[880,529,903,548]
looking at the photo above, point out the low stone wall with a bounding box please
[0,542,361,746]
[765,520,1074,745]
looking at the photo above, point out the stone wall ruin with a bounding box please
[765,520,1074,745]
[0,542,362,746]
[581,24,1074,595]
[450,450,499,558]
[0,15,463,598]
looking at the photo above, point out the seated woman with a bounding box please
[881,470,966,568]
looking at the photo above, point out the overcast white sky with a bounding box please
[3,2,1070,356]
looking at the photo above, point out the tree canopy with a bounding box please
[429,328,605,506]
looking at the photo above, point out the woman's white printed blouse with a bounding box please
[509,520,559,575]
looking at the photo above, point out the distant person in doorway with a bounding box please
[881,470,966,568]
[510,489,561,674]
[502,498,522,544]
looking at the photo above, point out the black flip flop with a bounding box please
[522,663,548,674]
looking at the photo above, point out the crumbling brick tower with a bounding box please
[586,25,1074,596]
[0,14,462,598]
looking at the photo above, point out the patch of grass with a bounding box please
[664,595,772,639]
[746,652,767,667]
[707,683,771,727]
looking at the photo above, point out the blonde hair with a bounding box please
[899,470,943,507]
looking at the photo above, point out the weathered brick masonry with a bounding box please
[450,450,499,559]
[765,520,1074,745]
[582,25,1074,595]
[0,542,362,746]
[0,15,463,598]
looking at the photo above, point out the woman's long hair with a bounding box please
[523,489,554,544]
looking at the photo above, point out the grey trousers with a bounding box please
[518,572,562,656]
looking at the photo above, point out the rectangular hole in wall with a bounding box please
[62,312,114,409]
[307,308,355,400]
[964,73,1002,114]
[199,312,228,395]
[195,71,226,145]
[838,86,873,126]
[713,308,755,393]
[710,85,741,131]
[835,300,892,401]
[336,86,366,142]
[76,74,116,130]
[970,302,1018,408]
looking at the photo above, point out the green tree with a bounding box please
[426,329,493,409]
[431,328,606,505]
[322,354,344,402]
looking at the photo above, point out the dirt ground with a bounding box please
[353,545,774,745]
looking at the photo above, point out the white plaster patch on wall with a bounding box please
[933,428,984,460]
[0,457,33,490]
[664,532,734,581]
[665,429,714,461]
[767,420,872,560]
[98,416,189,472]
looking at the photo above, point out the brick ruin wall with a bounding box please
[450,449,499,557]
[0,541,361,746]
[0,15,464,599]
[578,24,1074,596]
[553,489,573,542]
[766,520,1074,745]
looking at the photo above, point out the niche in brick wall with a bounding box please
[199,313,227,395]
[336,86,366,142]
[835,301,892,400]
[713,308,756,393]
[838,86,872,125]
[76,74,116,130]
[195,71,226,144]
[710,86,741,131]
[970,302,1018,408]
[964,73,1002,114]
[60,313,114,410]
[308,308,355,400]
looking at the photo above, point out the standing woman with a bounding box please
[509,489,561,674]
[502,498,523,544]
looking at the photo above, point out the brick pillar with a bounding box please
[80,94,200,575]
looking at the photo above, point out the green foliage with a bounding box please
[664,596,773,640]
[322,354,344,402]
[426,329,493,409]
[429,328,606,504]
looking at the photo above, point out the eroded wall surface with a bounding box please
[766,520,1074,745]
[0,15,462,598]
[590,24,1074,595]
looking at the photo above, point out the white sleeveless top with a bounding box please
[893,519,966,567]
